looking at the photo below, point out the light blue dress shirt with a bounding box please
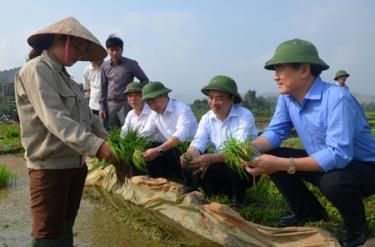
[191,105,258,153]
[262,77,375,171]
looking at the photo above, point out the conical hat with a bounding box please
[27,17,107,61]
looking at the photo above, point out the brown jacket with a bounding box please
[15,50,106,169]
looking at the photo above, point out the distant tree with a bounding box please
[190,99,209,120]
[241,90,276,118]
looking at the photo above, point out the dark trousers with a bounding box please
[269,147,375,230]
[28,166,87,238]
[201,163,252,200]
[183,162,254,201]
[146,143,183,181]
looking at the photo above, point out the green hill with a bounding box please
[0,68,20,84]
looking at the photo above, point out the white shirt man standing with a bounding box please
[83,59,103,115]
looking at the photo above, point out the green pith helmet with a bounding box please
[201,75,242,103]
[334,70,350,81]
[264,39,329,71]
[123,82,143,95]
[142,81,172,101]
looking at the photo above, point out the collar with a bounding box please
[208,104,239,121]
[287,76,324,103]
[41,50,64,73]
[304,76,324,101]
[110,56,125,66]
[164,99,173,114]
[141,103,151,116]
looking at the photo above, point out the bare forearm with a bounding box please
[252,136,274,153]
[158,136,180,152]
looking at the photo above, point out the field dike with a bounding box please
[86,165,340,247]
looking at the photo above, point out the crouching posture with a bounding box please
[181,75,258,209]
[244,39,375,247]
[141,81,198,181]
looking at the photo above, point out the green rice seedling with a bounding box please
[133,149,146,172]
[88,158,112,172]
[0,164,16,187]
[222,137,260,181]
[108,127,152,172]
[174,140,191,154]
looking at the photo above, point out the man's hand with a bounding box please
[99,110,106,120]
[242,154,286,176]
[96,141,115,162]
[180,152,193,168]
[96,141,126,182]
[143,147,159,162]
[190,154,213,176]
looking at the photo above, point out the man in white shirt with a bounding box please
[141,81,198,180]
[180,75,258,209]
[120,82,162,141]
[83,59,103,115]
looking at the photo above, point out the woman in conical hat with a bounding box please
[15,17,120,246]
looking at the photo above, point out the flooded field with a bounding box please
[0,154,216,247]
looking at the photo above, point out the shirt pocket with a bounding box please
[58,87,79,120]
[306,121,326,150]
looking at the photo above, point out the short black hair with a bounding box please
[290,63,322,77]
[106,34,123,49]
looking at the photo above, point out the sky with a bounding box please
[1,0,375,103]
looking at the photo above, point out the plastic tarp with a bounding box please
[85,165,340,247]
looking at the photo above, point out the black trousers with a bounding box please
[269,147,375,230]
[146,142,183,181]
[183,162,254,201]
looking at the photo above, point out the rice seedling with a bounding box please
[222,137,260,181]
[108,127,152,172]
[172,139,191,154]
[0,164,16,187]
[133,149,146,172]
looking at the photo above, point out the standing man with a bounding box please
[142,81,198,180]
[99,35,149,130]
[334,69,350,90]
[180,75,258,209]
[243,39,375,247]
[83,59,103,115]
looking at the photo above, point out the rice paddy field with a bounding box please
[1,112,375,243]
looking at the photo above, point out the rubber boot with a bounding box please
[31,237,58,247]
[57,218,75,247]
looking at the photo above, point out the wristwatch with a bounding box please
[287,158,296,174]
[157,147,164,157]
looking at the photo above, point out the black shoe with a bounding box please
[339,226,367,247]
[180,185,197,194]
[278,209,329,227]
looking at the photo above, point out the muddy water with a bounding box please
[0,154,218,247]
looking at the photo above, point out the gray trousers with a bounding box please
[107,100,131,130]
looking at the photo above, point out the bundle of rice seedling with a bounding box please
[222,137,260,181]
[132,149,146,172]
[176,140,191,154]
[108,127,152,172]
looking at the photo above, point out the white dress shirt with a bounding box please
[120,104,162,141]
[190,105,258,153]
[147,99,198,142]
[83,64,101,111]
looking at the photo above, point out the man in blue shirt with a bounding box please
[243,39,375,247]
